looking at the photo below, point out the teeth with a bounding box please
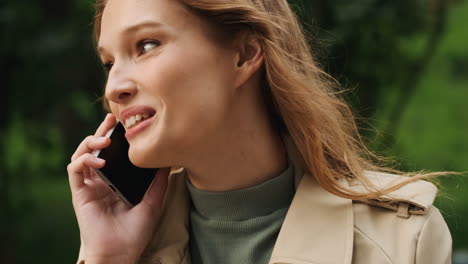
[124,113,152,129]
[125,119,132,128]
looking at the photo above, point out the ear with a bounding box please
[234,35,264,89]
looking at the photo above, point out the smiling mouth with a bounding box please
[124,113,154,129]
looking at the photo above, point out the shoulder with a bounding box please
[351,170,438,218]
[349,171,452,263]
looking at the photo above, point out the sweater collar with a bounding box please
[186,158,295,221]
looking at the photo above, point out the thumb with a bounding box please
[140,167,170,215]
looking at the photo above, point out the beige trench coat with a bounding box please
[77,135,452,264]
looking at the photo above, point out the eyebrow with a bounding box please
[97,20,165,55]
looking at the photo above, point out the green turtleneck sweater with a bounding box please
[186,159,295,264]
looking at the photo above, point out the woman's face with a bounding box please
[98,0,240,168]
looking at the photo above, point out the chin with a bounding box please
[128,143,168,169]
[128,146,152,168]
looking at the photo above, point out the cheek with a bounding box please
[107,103,120,122]
[144,45,234,96]
[144,46,236,130]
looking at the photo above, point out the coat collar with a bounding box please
[269,173,354,264]
[269,135,354,264]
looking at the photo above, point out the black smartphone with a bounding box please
[93,120,158,207]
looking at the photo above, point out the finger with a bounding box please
[86,174,114,200]
[95,113,117,137]
[68,153,106,191]
[84,169,103,185]
[78,235,86,261]
[71,136,111,161]
[71,114,115,161]
[139,167,171,215]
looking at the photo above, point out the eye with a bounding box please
[102,61,114,73]
[137,39,161,55]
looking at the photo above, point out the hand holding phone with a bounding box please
[67,114,170,263]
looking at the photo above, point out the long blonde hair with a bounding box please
[93,0,451,200]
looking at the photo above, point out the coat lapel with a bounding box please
[270,135,354,264]
[269,173,354,264]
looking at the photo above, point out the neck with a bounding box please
[184,84,287,192]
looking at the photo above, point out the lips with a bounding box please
[120,106,157,140]
[124,113,152,129]
[120,106,156,128]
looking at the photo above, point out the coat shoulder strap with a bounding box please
[348,171,438,218]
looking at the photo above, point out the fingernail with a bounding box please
[96,157,105,164]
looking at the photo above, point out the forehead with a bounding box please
[99,0,195,43]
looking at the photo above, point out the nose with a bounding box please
[105,65,137,104]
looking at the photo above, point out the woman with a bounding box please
[67,0,452,263]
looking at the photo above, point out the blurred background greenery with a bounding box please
[1,0,467,263]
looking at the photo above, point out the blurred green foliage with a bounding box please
[1,0,467,263]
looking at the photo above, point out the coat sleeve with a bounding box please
[415,207,452,264]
